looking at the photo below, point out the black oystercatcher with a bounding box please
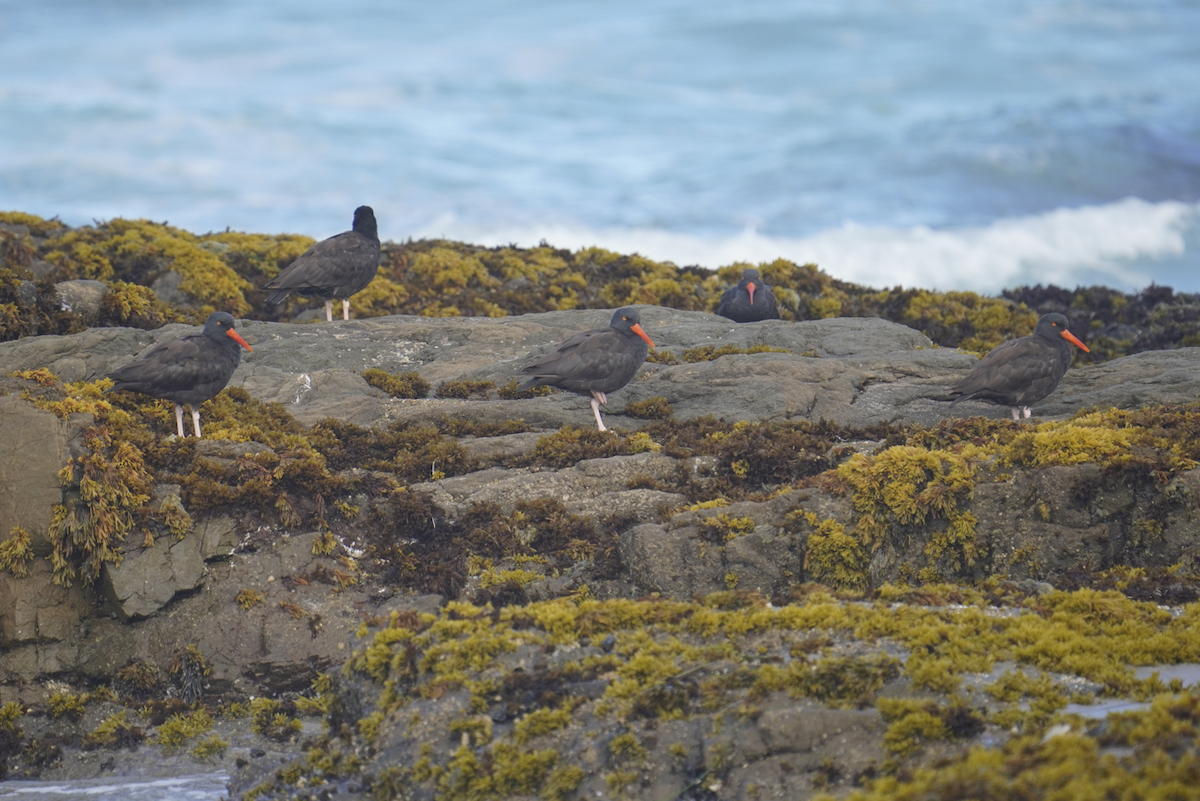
[948,312,1089,421]
[106,311,253,438]
[716,268,780,322]
[517,307,655,432]
[263,205,381,321]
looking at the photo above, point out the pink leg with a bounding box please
[342,299,351,320]
[324,300,334,322]
[174,404,186,437]
[192,408,203,438]
[590,390,610,432]
[590,397,607,431]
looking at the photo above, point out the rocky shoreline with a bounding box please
[2,215,1200,799]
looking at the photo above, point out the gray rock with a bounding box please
[0,558,91,648]
[459,431,545,465]
[619,523,726,597]
[193,438,276,461]
[2,308,1196,431]
[28,260,55,280]
[4,305,1200,701]
[0,326,164,386]
[38,532,382,689]
[0,393,87,556]
[724,528,805,594]
[54,279,107,324]
[17,280,39,306]
[195,514,239,560]
[744,702,887,759]
[102,528,207,620]
[150,269,189,306]
[616,490,823,599]
[411,451,682,522]
[722,699,887,798]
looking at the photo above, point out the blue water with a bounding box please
[2,0,1200,293]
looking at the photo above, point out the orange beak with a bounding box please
[630,323,655,348]
[746,281,756,305]
[226,329,254,352]
[1061,330,1088,353]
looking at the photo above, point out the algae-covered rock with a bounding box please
[6,210,1200,373]
[5,220,1200,796]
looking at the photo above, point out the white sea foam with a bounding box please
[0,773,226,800]
[417,198,1200,294]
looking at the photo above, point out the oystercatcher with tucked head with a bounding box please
[716,268,780,323]
[948,312,1089,421]
[517,308,655,432]
[106,311,253,437]
[264,205,381,321]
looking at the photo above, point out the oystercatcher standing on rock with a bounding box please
[517,308,655,432]
[264,205,381,321]
[106,311,253,438]
[947,312,1090,421]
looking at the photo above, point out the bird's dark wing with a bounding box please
[518,327,645,394]
[107,335,237,401]
[949,338,1067,405]
[715,285,741,318]
[264,232,380,296]
[757,286,781,319]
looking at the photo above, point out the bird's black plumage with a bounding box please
[948,312,1089,420]
[716,268,780,323]
[106,311,253,437]
[517,307,655,431]
[264,205,381,321]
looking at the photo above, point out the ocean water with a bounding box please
[0,773,227,800]
[3,0,1199,294]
